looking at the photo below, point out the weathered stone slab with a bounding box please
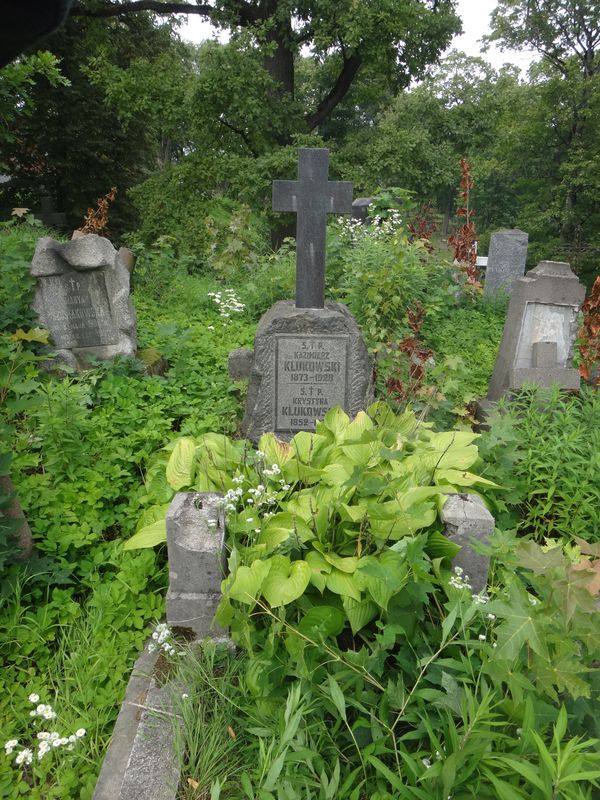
[442,494,495,594]
[92,643,180,800]
[31,233,136,368]
[484,229,528,298]
[486,261,585,401]
[166,493,226,638]
[242,301,373,441]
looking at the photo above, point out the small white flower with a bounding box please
[148,643,156,653]
[52,739,62,748]
[68,735,76,743]
[4,739,18,754]
[487,613,496,620]
[181,693,189,700]
[49,732,59,741]
[28,693,40,704]
[453,566,463,576]
[478,634,486,642]
[29,710,36,717]
[492,642,497,648]
[246,517,254,523]
[421,757,432,769]
[529,597,538,606]
[15,748,33,766]
[207,325,214,330]
[75,729,86,739]
[256,451,265,458]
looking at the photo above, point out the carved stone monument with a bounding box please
[484,260,585,404]
[483,229,529,298]
[31,234,136,368]
[236,148,373,440]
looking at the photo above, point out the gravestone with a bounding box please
[165,492,226,638]
[238,148,373,440]
[484,229,528,298]
[352,197,373,223]
[37,193,67,228]
[442,494,495,594]
[30,234,136,368]
[484,260,585,404]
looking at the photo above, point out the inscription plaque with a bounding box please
[276,334,348,431]
[514,302,577,368]
[41,271,118,349]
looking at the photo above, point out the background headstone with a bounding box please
[166,492,226,638]
[442,493,495,594]
[484,229,529,298]
[31,233,136,368]
[485,260,585,402]
[352,197,372,222]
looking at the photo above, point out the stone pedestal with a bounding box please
[486,261,585,402]
[241,301,373,441]
[484,229,528,298]
[166,492,226,637]
[31,234,136,369]
[442,494,495,594]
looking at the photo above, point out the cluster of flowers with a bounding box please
[4,695,86,768]
[147,622,182,657]
[448,565,473,591]
[207,289,245,318]
[337,210,405,244]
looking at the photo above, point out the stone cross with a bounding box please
[273,148,352,309]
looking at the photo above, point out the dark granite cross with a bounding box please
[273,148,352,308]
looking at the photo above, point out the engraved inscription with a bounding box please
[276,334,348,431]
[41,272,118,349]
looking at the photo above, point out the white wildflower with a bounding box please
[4,740,18,754]
[15,748,33,766]
[28,693,39,704]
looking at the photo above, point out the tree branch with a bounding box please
[71,1,215,18]
[217,116,257,156]
[304,52,362,131]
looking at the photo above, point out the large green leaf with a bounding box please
[258,512,314,553]
[298,605,346,639]
[257,432,294,467]
[326,568,361,601]
[261,555,311,607]
[357,551,408,610]
[123,519,166,550]
[306,550,331,592]
[342,596,378,634]
[165,436,196,490]
[228,560,272,605]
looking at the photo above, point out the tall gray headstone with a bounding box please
[485,261,585,402]
[31,234,136,368]
[240,148,373,440]
[166,492,226,638]
[484,229,529,298]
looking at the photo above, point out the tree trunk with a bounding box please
[0,474,33,560]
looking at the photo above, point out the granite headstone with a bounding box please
[484,229,528,298]
[352,197,373,223]
[485,260,585,403]
[238,148,373,440]
[31,234,136,368]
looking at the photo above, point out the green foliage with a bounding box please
[479,387,600,540]
[331,222,458,345]
[170,530,600,799]
[0,52,69,158]
[0,219,47,332]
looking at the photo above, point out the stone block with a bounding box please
[31,233,136,368]
[484,229,528,298]
[228,348,254,381]
[242,300,373,441]
[166,492,226,637]
[442,494,495,594]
